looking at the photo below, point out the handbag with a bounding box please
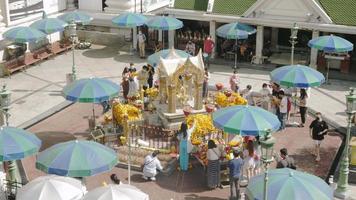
[140,157,155,171]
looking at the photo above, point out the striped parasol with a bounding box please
[308,35,353,53]
[3,26,46,43]
[0,126,41,161]
[270,65,325,88]
[212,105,280,136]
[36,140,117,177]
[146,16,183,30]
[112,12,147,28]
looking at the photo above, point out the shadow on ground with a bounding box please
[82,46,119,59]
[34,131,76,151]
[184,194,226,200]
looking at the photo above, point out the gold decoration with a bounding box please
[112,103,141,125]
[186,114,216,145]
[215,92,247,107]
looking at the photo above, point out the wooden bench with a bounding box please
[34,47,53,60]
[51,41,68,55]
[23,52,40,67]
[3,58,25,76]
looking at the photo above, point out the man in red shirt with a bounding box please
[203,35,215,68]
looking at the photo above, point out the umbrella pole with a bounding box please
[326,59,330,84]
[263,164,269,200]
[234,38,237,69]
[92,103,96,125]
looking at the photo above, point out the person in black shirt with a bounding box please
[309,112,328,162]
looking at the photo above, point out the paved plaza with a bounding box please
[1,44,354,131]
[0,44,354,199]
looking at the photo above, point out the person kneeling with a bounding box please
[142,150,163,181]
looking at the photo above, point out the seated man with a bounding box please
[276,148,296,169]
[142,150,163,181]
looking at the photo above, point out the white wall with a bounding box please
[79,0,102,11]
[44,0,67,14]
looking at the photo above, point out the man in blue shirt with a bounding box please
[229,150,244,199]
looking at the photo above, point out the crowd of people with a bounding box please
[116,54,329,200]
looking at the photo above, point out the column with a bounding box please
[67,0,76,10]
[168,84,176,113]
[194,81,203,110]
[254,25,264,64]
[209,20,216,58]
[0,7,5,33]
[310,30,319,69]
[133,27,137,51]
[159,76,167,104]
[168,30,175,48]
[270,27,278,50]
[158,30,163,41]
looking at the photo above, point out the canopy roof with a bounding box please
[158,48,205,78]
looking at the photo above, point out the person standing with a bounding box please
[309,112,328,162]
[137,30,146,58]
[142,150,163,181]
[229,150,243,200]
[147,64,155,88]
[229,70,240,92]
[177,123,189,171]
[185,40,196,56]
[299,88,308,127]
[127,76,139,100]
[243,139,258,180]
[278,90,288,130]
[202,68,210,99]
[275,148,296,169]
[203,35,215,68]
[241,85,253,106]
[260,83,271,110]
[207,140,221,189]
[121,67,130,100]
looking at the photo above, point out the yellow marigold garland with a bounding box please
[215,92,247,107]
[146,87,159,98]
[112,103,141,125]
[186,114,216,145]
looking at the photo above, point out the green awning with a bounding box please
[212,0,257,16]
[318,0,356,26]
[174,0,209,11]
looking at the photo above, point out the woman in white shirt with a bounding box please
[127,77,139,99]
[207,140,221,189]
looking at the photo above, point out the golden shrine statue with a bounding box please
[157,47,205,113]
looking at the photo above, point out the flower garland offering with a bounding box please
[146,87,159,98]
[112,103,141,125]
[186,114,217,146]
[215,91,247,107]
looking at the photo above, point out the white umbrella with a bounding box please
[16,175,85,200]
[83,184,149,200]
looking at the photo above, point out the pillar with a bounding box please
[310,30,319,69]
[254,25,264,64]
[209,20,216,58]
[159,76,167,103]
[0,5,5,33]
[133,27,137,51]
[168,84,176,113]
[168,30,175,48]
[270,27,278,50]
[194,81,203,110]
[158,30,163,41]
[67,0,76,10]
